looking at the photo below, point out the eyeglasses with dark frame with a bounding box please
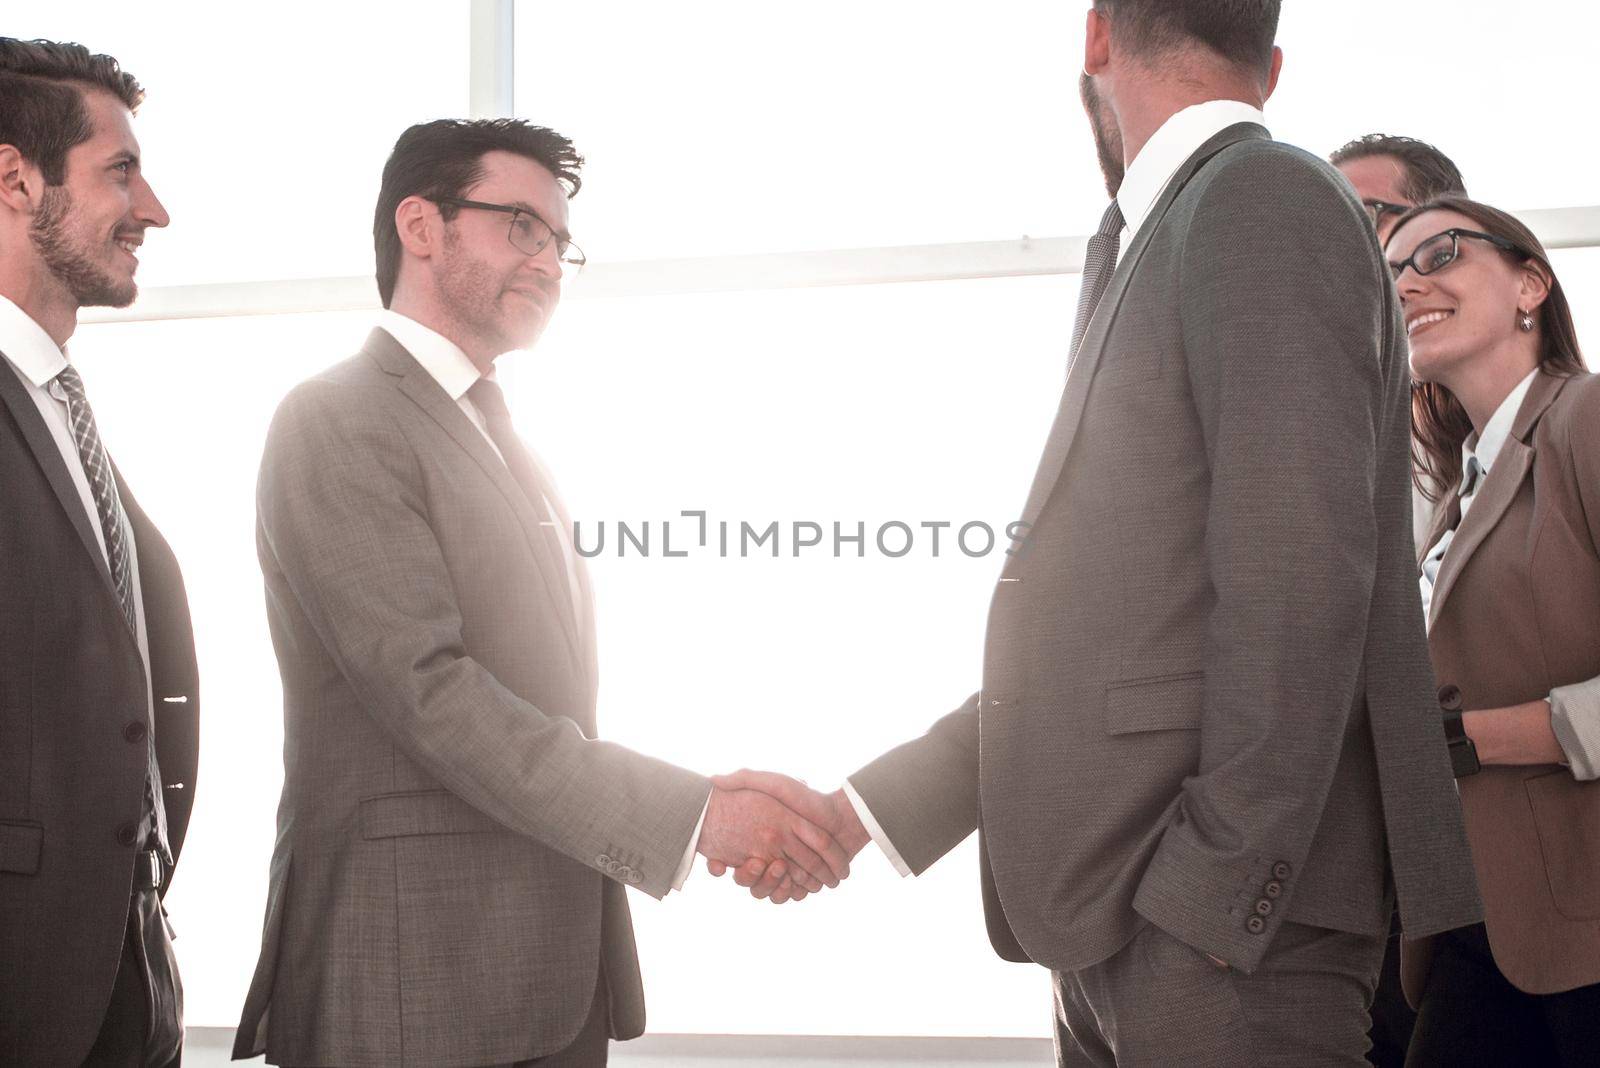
[1361,198,1411,231]
[1387,227,1528,282]
[432,196,586,271]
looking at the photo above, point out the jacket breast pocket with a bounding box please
[1525,771,1600,920]
[359,790,505,840]
[1103,672,1204,735]
[1095,347,1164,385]
[0,820,43,874]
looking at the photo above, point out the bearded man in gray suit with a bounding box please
[718,2,1482,1063]
[232,120,850,1068]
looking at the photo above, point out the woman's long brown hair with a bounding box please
[1392,196,1587,501]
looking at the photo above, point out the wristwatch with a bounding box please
[1442,709,1481,778]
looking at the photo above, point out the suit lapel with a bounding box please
[1427,371,1567,629]
[1418,492,1455,571]
[361,330,586,669]
[1011,123,1270,545]
[0,350,122,603]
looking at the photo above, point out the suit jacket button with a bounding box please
[115,823,138,848]
[618,865,633,879]
[1272,862,1291,880]
[1246,915,1266,935]
[1264,880,1282,898]
[629,872,643,885]
[597,854,612,867]
[1437,685,1462,712]
[123,721,147,743]
[1254,899,1273,916]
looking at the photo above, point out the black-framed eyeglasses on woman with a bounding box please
[1387,227,1528,282]
[432,196,586,270]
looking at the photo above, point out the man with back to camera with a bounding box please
[719,2,1484,1063]
[1330,131,1468,1068]
[0,37,198,1068]
[231,118,853,1067]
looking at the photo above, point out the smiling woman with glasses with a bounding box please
[1384,196,1600,1066]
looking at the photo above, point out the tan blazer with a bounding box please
[1403,368,1600,999]
[233,332,711,1066]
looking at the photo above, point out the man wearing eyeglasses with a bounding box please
[1331,133,1467,245]
[232,119,852,1067]
[1332,132,1468,554]
[1328,131,1470,1068]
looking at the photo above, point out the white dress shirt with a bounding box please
[1115,99,1268,247]
[845,99,1271,878]
[1419,369,1536,621]
[0,294,159,813]
[376,310,708,888]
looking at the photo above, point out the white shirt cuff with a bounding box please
[842,779,913,878]
[671,791,712,892]
[1549,681,1600,781]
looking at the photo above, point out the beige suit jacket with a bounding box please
[233,331,710,1066]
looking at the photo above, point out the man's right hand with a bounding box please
[696,779,853,895]
[704,770,870,903]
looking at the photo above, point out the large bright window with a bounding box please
[5,5,470,286]
[21,0,1598,1040]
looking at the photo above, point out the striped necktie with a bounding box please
[52,364,137,633]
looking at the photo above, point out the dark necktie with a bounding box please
[52,363,170,861]
[1067,200,1125,378]
[1445,455,1484,532]
[53,364,137,632]
[466,378,577,617]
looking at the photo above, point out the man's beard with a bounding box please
[437,227,550,356]
[1079,73,1126,199]
[30,186,136,308]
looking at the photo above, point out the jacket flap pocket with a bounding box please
[1104,672,1204,735]
[359,791,503,840]
[0,820,43,874]
[1525,770,1600,921]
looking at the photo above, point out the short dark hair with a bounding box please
[1093,0,1280,77]
[0,37,144,185]
[373,119,583,307]
[1330,133,1467,204]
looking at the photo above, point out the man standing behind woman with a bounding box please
[1388,197,1600,1065]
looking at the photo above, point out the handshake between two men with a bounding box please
[696,770,873,903]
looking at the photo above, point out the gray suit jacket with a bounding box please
[233,330,710,1067]
[850,124,1481,974]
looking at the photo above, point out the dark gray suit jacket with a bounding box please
[0,355,200,1067]
[851,124,1481,974]
[233,330,710,1066]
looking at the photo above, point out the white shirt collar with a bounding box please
[376,308,489,402]
[0,293,69,387]
[1117,99,1268,241]
[1461,369,1539,489]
